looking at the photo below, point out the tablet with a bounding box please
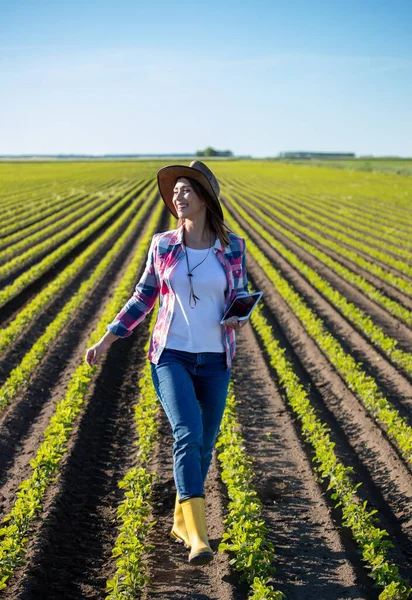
[220,292,263,324]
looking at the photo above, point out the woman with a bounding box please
[85,160,250,566]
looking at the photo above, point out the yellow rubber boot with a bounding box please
[180,497,214,565]
[170,493,191,548]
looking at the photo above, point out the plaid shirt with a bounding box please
[106,224,249,369]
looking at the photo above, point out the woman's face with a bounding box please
[172,177,206,220]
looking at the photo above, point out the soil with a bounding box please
[2,181,412,599]
[229,187,412,311]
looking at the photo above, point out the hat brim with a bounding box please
[157,165,223,220]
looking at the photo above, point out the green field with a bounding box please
[1,160,411,600]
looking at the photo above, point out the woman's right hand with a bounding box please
[85,339,110,367]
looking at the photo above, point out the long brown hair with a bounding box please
[175,176,233,247]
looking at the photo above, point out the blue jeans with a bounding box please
[150,347,231,503]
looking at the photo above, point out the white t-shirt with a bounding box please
[165,244,227,353]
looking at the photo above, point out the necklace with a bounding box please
[183,230,213,308]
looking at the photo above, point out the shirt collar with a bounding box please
[170,223,224,253]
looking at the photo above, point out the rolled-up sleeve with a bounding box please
[106,234,160,338]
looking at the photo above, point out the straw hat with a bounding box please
[157,160,223,220]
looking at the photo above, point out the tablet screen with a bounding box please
[223,295,259,320]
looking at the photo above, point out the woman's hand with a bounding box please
[85,339,110,367]
[222,316,249,331]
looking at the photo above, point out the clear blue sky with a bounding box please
[1,0,411,157]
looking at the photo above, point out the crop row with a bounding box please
[224,173,411,252]
[0,174,123,231]
[0,163,149,218]
[222,187,412,328]
[226,182,412,296]
[250,177,412,265]
[0,186,157,413]
[0,178,151,307]
[0,179,147,279]
[0,182,158,354]
[223,191,412,377]
[246,289,411,599]
[105,309,160,599]
[224,206,412,472]
[222,162,412,231]
[0,179,119,251]
[1,187,90,237]
[214,162,412,250]
[216,382,284,599]
[0,177,70,206]
[218,164,412,234]
[0,178,90,221]
[0,179,135,263]
[0,197,164,591]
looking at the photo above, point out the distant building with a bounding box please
[278,152,356,159]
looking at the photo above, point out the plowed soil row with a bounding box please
[13,307,411,599]
[245,180,412,257]
[0,179,151,302]
[225,192,412,351]
[231,324,370,599]
[3,318,390,600]
[228,187,412,310]
[222,195,412,401]
[0,200,167,524]
[256,177,412,237]
[10,319,152,599]
[140,409,246,600]
[222,197,412,579]
[2,189,412,599]
[1,203,171,598]
[0,186,155,387]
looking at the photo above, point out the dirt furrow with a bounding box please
[224,197,412,411]
[234,193,412,347]
[231,186,412,281]
[0,195,150,384]
[257,185,412,259]
[241,252,412,578]
[0,203,167,521]
[232,325,370,599]
[229,192,412,310]
[0,180,151,323]
[240,203,412,404]
[7,316,152,599]
[2,208,169,598]
[222,199,412,573]
[141,408,245,600]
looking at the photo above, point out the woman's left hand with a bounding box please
[222,316,249,331]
